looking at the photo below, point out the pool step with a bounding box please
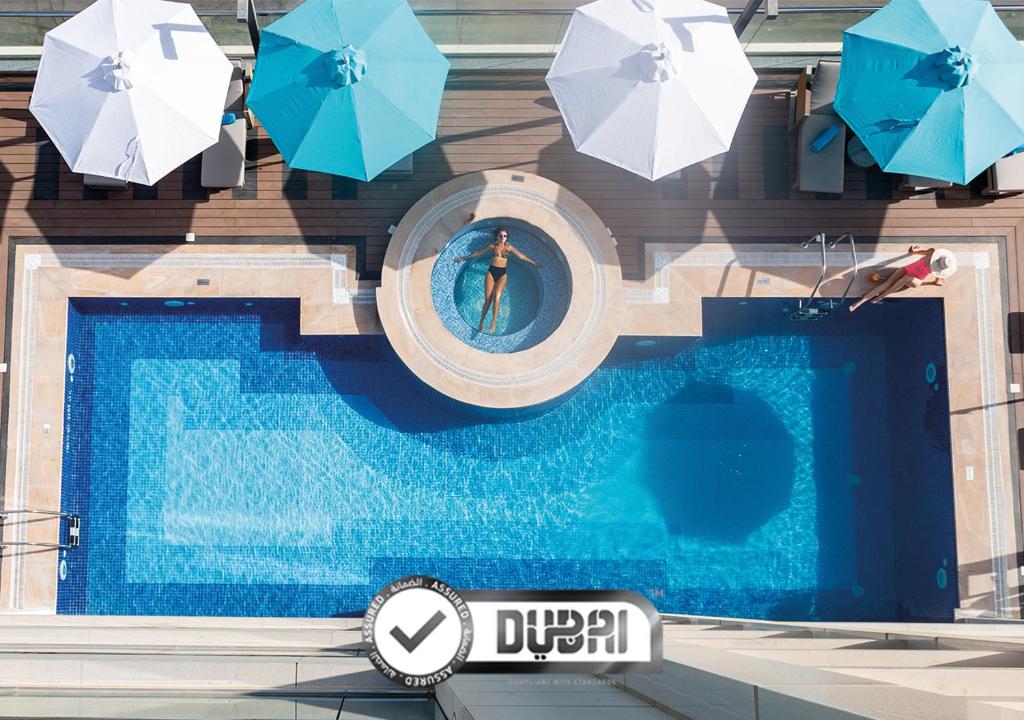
[0,616,368,655]
[0,652,408,694]
[0,696,432,720]
[0,625,365,655]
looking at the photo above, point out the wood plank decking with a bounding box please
[2,72,1024,595]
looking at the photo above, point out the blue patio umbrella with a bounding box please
[834,0,1024,184]
[247,0,449,181]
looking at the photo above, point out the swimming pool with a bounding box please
[58,297,957,620]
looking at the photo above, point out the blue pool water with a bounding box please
[430,219,571,353]
[58,298,957,620]
[453,258,541,336]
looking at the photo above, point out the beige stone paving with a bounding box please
[378,170,626,409]
[0,240,1017,621]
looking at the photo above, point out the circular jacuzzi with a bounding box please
[431,219,571,354]
[377,170,625,409]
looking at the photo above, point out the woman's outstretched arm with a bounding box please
[454,244,493,263]
[508,245,541,268]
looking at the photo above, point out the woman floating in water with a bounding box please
[848,245,957,312]
[454,226,541,333]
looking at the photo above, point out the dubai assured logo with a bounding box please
[363,576,662,687]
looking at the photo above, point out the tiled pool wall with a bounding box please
[57,301,93,614]
[883,301,959,620]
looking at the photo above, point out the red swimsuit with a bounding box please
[904,255,932,279]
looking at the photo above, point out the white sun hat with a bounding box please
[930,249,958,279]
[29,0,232,186]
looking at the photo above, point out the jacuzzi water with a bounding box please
[431,219,571,353]
[58,297,957,621]
[452,258,541,336]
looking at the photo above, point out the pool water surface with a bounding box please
[430,219,571,353]
[58,298,957,620]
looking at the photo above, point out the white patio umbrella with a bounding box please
[546,0,756,181]
[29,0,232,185]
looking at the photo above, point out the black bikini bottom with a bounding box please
[488,265,507,281]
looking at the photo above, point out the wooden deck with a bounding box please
[2,71,1024,594]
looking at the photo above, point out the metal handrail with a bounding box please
[802,233,828,305]
[0,508,73,520]
[0,508,79,551]
[835,233,859,306]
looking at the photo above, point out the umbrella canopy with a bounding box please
[247,0,450,181]
[834,0,1024,184]
[546,0,756,181]
[30,0,232,186]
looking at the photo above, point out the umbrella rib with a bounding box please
[292,91,369,179]
[971,80,1024,154]
[30,37,107,107]
[678,82,730,149]
[573,83,640,150]
[353,2,410,54]
[570,11,645,57]
[363,77,439,139]
[130,87,219,144]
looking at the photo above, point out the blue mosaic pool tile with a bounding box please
[56,297,956,620]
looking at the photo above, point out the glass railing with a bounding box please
[2,4,1023,54]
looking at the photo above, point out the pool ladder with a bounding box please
[790,233,859,321]
[0,508,80,550]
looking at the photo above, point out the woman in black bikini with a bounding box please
[454,226,541,333]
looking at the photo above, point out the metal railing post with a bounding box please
[237,0,261,54]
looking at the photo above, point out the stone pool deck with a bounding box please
[0,239,1017,620]
[2,615,1024,718]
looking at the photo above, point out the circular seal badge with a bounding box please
[363,575,474,687]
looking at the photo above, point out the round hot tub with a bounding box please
[431,219,571,353]
[377,170,625,410]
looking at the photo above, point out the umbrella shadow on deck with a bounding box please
[573,87,922,290]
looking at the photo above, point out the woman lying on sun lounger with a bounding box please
[848,245,957,312]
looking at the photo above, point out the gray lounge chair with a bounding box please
[795,60,846,194]
[377,154,414,180]
[201,62,247,189]
[808,60,839,116]
[83,174,128,188]
[798,115,846,194]
[983,153,1024,195]
[902,175,953,191]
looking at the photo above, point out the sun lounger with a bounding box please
[377,154,414,180]
[794,60,846,194]
[902,175,953,191]
[797,114,846,194]
[983,153,1024,195]
[83,174,128,188]
[201,62,247,189]
[201,122,247,189]
[808,60,839,115]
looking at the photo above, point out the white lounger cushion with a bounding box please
[985,153,1024,195]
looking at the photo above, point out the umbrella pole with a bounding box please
[733,0,777,38]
